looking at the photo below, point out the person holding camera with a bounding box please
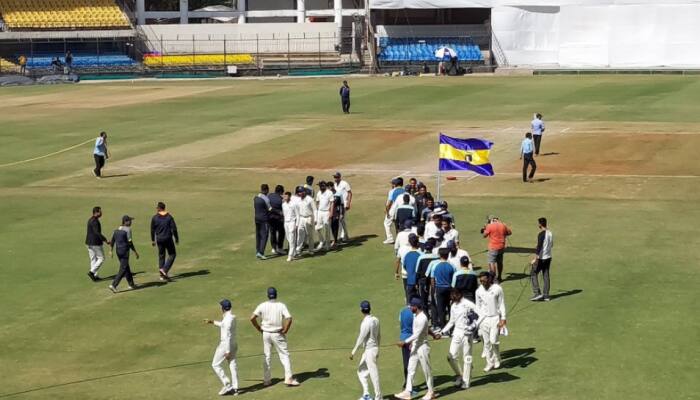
[481,216,512,283]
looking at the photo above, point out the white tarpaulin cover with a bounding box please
[370,0,700,8]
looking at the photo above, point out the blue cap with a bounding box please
[220,299,232,310]
[410,297,423,308]
[447,240,456,249]
[403,220,415,229]
[360,300,371,312]
[267,287,277,299]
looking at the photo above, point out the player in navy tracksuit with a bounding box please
[340,80,351,114]
[151,202,179,280]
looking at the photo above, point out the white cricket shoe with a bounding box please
[287,256,293,262]
[358,395,371,400]
[271,248,279,255]
[421,391,437,400]
[460,382,469,390]
[383,239,395,244]
[285,378,300,386]
[483,364,494,372]
[453,376,463,387]
[393,391,412,400]
[494,361,501,369]
[218,385,231,395]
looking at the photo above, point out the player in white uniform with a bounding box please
[395,297,438,400]
[333,172,352,241]
[282,191,298,262]
[350,301,381,400]
[476,272,507,371]
[315,181,335,251]
[250,287,300,387]
[447,241,470,270]
[294,186,317,254]
[204,299,239,396]
[440,289,480,390]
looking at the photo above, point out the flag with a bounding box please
[439,134,494,176]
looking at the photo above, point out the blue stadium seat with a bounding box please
[23,53,136,68]
[378,37,482,62]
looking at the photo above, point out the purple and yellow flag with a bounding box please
[438,134,494,176]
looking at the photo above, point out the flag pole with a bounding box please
[437,132,441,202]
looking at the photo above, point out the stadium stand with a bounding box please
[23,53,135,68]
[143,53,253,67]
[378,37,482,62]
[0,0,130,30]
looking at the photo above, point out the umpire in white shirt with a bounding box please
[531,217,554,301]
[250,287,300,387]
[350,300,381,400]
[205,299,239,396]
[531,113,545,156]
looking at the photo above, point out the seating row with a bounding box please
[0,0,129,29]
[143,54,254,67]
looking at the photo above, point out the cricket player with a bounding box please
[440,289,480,390]
[531,113,545,156]
[93,131,109,178]
[282,192,298,262]
[295,186,316,254]
[205,299,239,396]
[108,215,139,292]
[476,272,507,371]
[314,181,334,251]
[332,172,352,241]
[85,206,110,281]
[384,178,405,244]
[150,202,179,281]
[395,297,438,400]
[250,287,300,387]
[350,301,381,400]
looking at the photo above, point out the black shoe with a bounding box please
[87,271,97,282]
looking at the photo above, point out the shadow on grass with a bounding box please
[130,281,168,291]
[100,271,144,281]
[295,234,378,260]
[549,289,583,300]
[501,272,530,282]
[540,152,560,156]
[100,174,130,179]
[242,368,329,394]
[501,347,538,369]
[504,247,535,254]
[170,269,210,280]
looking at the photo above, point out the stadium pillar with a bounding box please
[180,0,189,24]
[334,0,343,47]
[237,0,247,24]
[297,0,305,23]
[136,0,145,25]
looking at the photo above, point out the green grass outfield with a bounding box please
[1,75,699,400]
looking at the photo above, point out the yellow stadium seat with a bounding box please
[0,0,130,29]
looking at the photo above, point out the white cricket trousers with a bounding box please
[479,316,501,368]
[284,221,297,258]
[447,330,473,387]
[296,216,315,252]
[262,332,293,382]
[315,210,331,249]
[339,213,349,240]
[357,346,381,398]
[212,343,238,390]
[383,215,395,241]
[404,342,433,393]
[87,245,105,275]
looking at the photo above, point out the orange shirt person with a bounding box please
[481,216,512,283]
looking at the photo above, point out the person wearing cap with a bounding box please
[396,234,422,304]
[333,172,352,241]
[476,271,507,372]
[398,303,414,395]
[430,247,456,330]
[250,287,300,387]
[205,299,239,396]
[394,220,416,254]
[481,216,512,283]
[415,240,438,323]
[150,201,179,281]
[395,297,438,400]
[254,184,272,260]
[531,113,545,156]
[452,256,478,303]
[340,80,351,114]
[314,181,335,252]
[440,289,480,390]
[268,185,286,256]
[383,177,405,244]
[395,194,417,232]
[108,215,139,293]
[282,191,298,262]
[85,206,110,282]
[350,300,381,400]
[295,186,317,254]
